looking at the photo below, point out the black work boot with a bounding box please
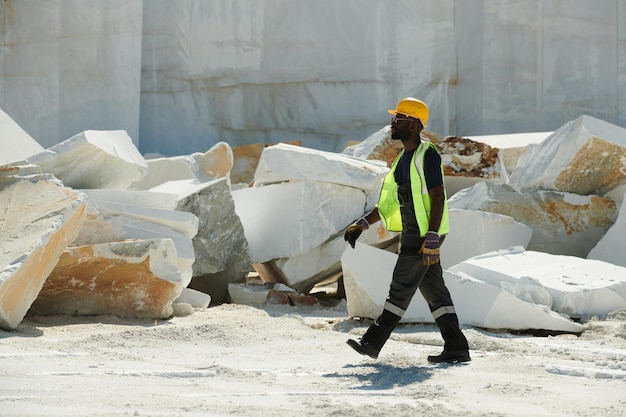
[347,309,400,359]
[427,350,471,364]
[346,338,381,359]
[428,313,470,364]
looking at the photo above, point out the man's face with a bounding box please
[390,114,414,140]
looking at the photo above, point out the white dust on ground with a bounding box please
[1,303,625,417]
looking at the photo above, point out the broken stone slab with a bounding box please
[72,189,198,286]
[232,180,366,264]
[442,209,533,269]
[174,287,211,309]
[227,283,296,306]
[588,192,626,267]
[468,131,551,177]
[510,115,626,197]
[130,142,233,190]
[449,247,626,320]
[0,173,87,330]
[0,162,42,178]
[79,188,181,210]
[0,108,44,164]
[448,181,617,258]
[78,192,199,239]
[253,143,389,211]
[152,178,250,275]
[231,140,302,186]
[228,282,276,305]
[151,178,251,304]
[26,130,148,189]
[256,221,398,293]
[341,243,583,333]
[228,283,319,307]
[29,239,184,319]
[74,213,196,287]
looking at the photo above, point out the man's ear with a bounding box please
[410,120,422,132]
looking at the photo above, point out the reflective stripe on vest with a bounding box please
[376,141,449,235]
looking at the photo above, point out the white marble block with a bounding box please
[233,180,365,263]
[449,247,626,319]
[448,181,617,258]
[341,243,583,333]
[442,209,533,269]
[27,130,148,189]
[0,173,87,330]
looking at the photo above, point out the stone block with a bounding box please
[130,142,233,190]
[27,130,148,189]
[442,209,533,269]
[510,115,626,196]
[266,221,398,292]
[588,192,626,267]
[29,239,184,319]
[449,247,626,319]
[233,180,365,263]
[341,243,583,333]
[0,173,87,330]
[253,143,388,211]
[448,182,617,257]
[152,178,251,304]
[174,287,211,309]
[72,190,198,286]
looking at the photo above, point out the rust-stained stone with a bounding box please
[437,136,500,178]
[196,141,234,179]
[266,289,290,305]
[510,115,626,197]
[554,136,626,195]
[29,239,183,319]
[343,127,503,198]
[364,136,404,167]
[344,126,500,180]
[252,261,288,285]
[449,182,617,257]
[0,173,87,330]
[288,293,320,307]
[231,143,265,185]
[499,146,531,176]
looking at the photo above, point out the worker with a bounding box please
[344,97,470,364]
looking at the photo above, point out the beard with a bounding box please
[391,129,406,140]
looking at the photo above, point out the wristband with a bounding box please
[356,217,370,230]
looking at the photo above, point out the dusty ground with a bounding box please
[1,303,625,417]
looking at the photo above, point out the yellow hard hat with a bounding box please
[388,97,429,127]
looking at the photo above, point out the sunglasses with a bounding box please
[391,115,416,124]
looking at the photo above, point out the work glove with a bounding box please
[419,231,441,266]
[344,217,369,249]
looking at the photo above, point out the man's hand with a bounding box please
[344,217,369,249]
[420,231,440,265]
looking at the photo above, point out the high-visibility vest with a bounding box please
[376,141,449,235]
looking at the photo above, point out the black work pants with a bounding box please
[362,250,468,353]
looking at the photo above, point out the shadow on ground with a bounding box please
[324,362,434,390]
